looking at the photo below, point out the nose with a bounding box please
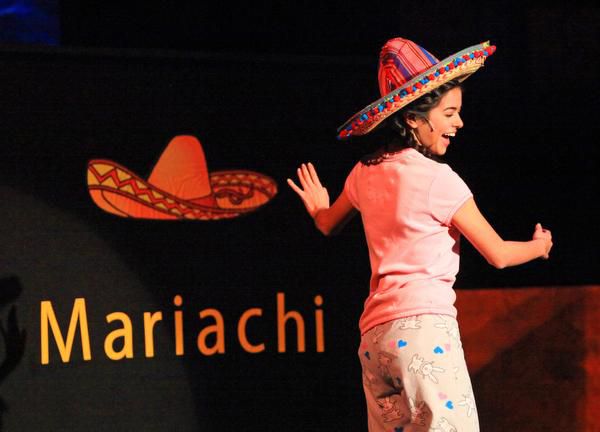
[455,113,464,129]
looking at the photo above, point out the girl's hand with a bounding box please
[533,223,553,259]
[287,162,330,218]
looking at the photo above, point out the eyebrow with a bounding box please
[443,107,461,112]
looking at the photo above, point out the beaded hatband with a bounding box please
[337,41,496,140]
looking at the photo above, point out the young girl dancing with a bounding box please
[288,37,553,431]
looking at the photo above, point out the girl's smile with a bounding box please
[407,87,464,156]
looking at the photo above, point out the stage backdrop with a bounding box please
[0,41,597,431]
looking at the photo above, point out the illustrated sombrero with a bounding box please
[87,135,278,220]
[337,38,496,140]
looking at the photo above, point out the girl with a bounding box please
[287,38,553,431]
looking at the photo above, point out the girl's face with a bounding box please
[407,87,464,156]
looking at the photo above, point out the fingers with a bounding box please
[534,223,552,238]
[288,163,329,219]
[307,162,322,187]
[539,244,552,259]
[286,178,304,197]
[532,222,553,260]
[287,162,320,199]
[297,166,309,190]
[293,162,322,191]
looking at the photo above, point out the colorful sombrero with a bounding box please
[87,135,278,220]
[337,38,496,140]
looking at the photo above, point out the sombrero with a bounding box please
[337,38,496,140]
[87,135,278,220]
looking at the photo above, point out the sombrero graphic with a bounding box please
[87,135,277,220]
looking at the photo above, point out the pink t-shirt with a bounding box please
[344,148,472,334]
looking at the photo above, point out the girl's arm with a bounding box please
[452,197,553,269]
[287,162,357,236]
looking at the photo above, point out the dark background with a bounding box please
[56,0,599,288]
[0,1,598,431]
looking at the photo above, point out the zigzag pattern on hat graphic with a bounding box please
[87,135,277,220]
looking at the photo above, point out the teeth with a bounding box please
[443,132,456,137]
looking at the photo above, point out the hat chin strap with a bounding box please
[425,118,436,132]
[410,127,439,159]
[410,128,426,148]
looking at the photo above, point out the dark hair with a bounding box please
[356,79,462,165]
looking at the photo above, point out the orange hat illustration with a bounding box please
[87,135,277,220]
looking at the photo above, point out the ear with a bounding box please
[404,113,419,129]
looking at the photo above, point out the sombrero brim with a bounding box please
[87,160,278,220]
[337,41,496,140]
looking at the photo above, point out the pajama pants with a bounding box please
[358,314,479,432]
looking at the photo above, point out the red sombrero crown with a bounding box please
[337,38,496,140]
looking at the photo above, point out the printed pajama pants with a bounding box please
[358,314,479,432]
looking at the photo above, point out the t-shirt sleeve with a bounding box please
[429,165,473,226]
[343,162,361,210]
